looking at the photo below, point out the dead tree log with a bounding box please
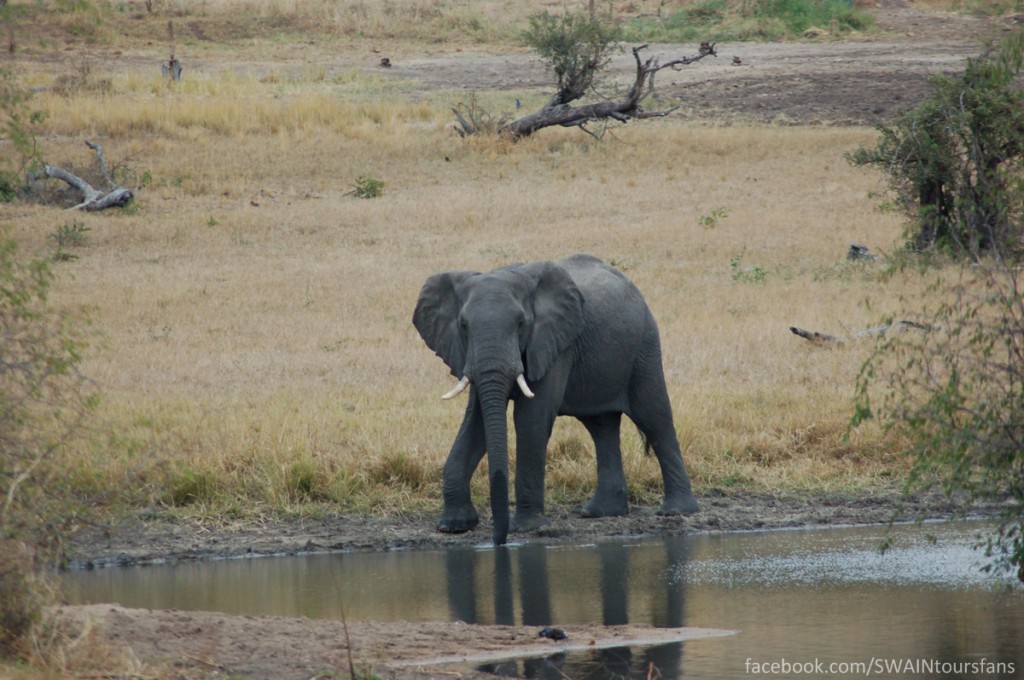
[454,43,716,140]
[789,320,931,348]
[30,140,134,211]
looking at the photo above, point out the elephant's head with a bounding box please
[413,261,585,545]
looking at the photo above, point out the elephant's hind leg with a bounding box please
[628,372,699,516]
[580,412,629,518]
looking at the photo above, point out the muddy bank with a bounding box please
[67,489,984,570]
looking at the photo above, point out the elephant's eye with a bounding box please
[458,318,469,334]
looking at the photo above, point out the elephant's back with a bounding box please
[557,254,654,414]
[559,254,649,322]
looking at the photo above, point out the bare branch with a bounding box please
[790,320,932,348]
[29,140,134,211]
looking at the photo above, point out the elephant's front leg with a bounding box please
[437,397,487,534]
[511,398,558,533]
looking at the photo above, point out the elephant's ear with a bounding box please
[519,261,585,382]
[413,270,477,377]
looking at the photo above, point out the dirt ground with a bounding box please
[50,5,1019,678]
[377,1,1020,126]
[69,489,974,569]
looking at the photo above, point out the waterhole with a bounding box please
[64,521,1023,678]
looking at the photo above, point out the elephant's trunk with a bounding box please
[476,377,512,546]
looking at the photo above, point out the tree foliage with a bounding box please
[522,10,623,107]
[851,31,1024,582]
[852,263,1024,581]
[848,30,1024,258]
[0,67,45,203]
[0,229,93,654]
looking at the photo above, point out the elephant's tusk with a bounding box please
[516,374,535,398]
[441,376,471,400]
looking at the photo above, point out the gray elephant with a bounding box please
[413,253,699,545]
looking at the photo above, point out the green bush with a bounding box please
[848,31,1024,258]
[522,10,622,106]
[0,228,93,658]
[0,67,45,200]
[353,175,385,199]
[853,263,1024,581]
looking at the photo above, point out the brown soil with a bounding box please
[56,604,734,679]
[379,2,1019,126]
[69,490,971,569]
[47,5,1019,678]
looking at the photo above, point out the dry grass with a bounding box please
[0,9,926,521]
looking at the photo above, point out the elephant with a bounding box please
[413,253,699,545]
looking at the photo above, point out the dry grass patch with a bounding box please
[3,69,920,517]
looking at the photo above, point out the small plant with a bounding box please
[49,220,90,261]
[730,255,767,282]
[285,458,329,502]
[353,175,385,199]
[207,215,219,227]
[699,207,729,229]
[165,466,219,506]
[367,452,428,490]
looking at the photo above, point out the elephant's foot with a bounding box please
[581,489,628,518]
[437,503,480,533]
[511,511,551,533]
[656,492,700,516]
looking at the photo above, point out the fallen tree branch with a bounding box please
[456,43,716,140]
[789,320,931,348]
[30,140,134,211]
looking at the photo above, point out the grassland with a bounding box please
[1,0,953,529]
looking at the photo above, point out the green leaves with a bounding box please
[0,68,45,202]
[852,263,1024,580]
[0,227,93,566]
[847,30,1024,259]
[522,11,622,106]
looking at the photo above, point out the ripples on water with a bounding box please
[65,521,1024,679]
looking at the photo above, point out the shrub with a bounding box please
[353,175,385,199]
[848,31,1024,258]
[0,540,46,657]
[0,228,93,657]
[852,262,1024,581]
[49,220,90,262]
[522,10,622,106]
[0,67,45,201]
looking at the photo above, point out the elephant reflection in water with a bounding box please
[444,538,689,679]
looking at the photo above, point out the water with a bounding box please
[63,521,1024,678]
